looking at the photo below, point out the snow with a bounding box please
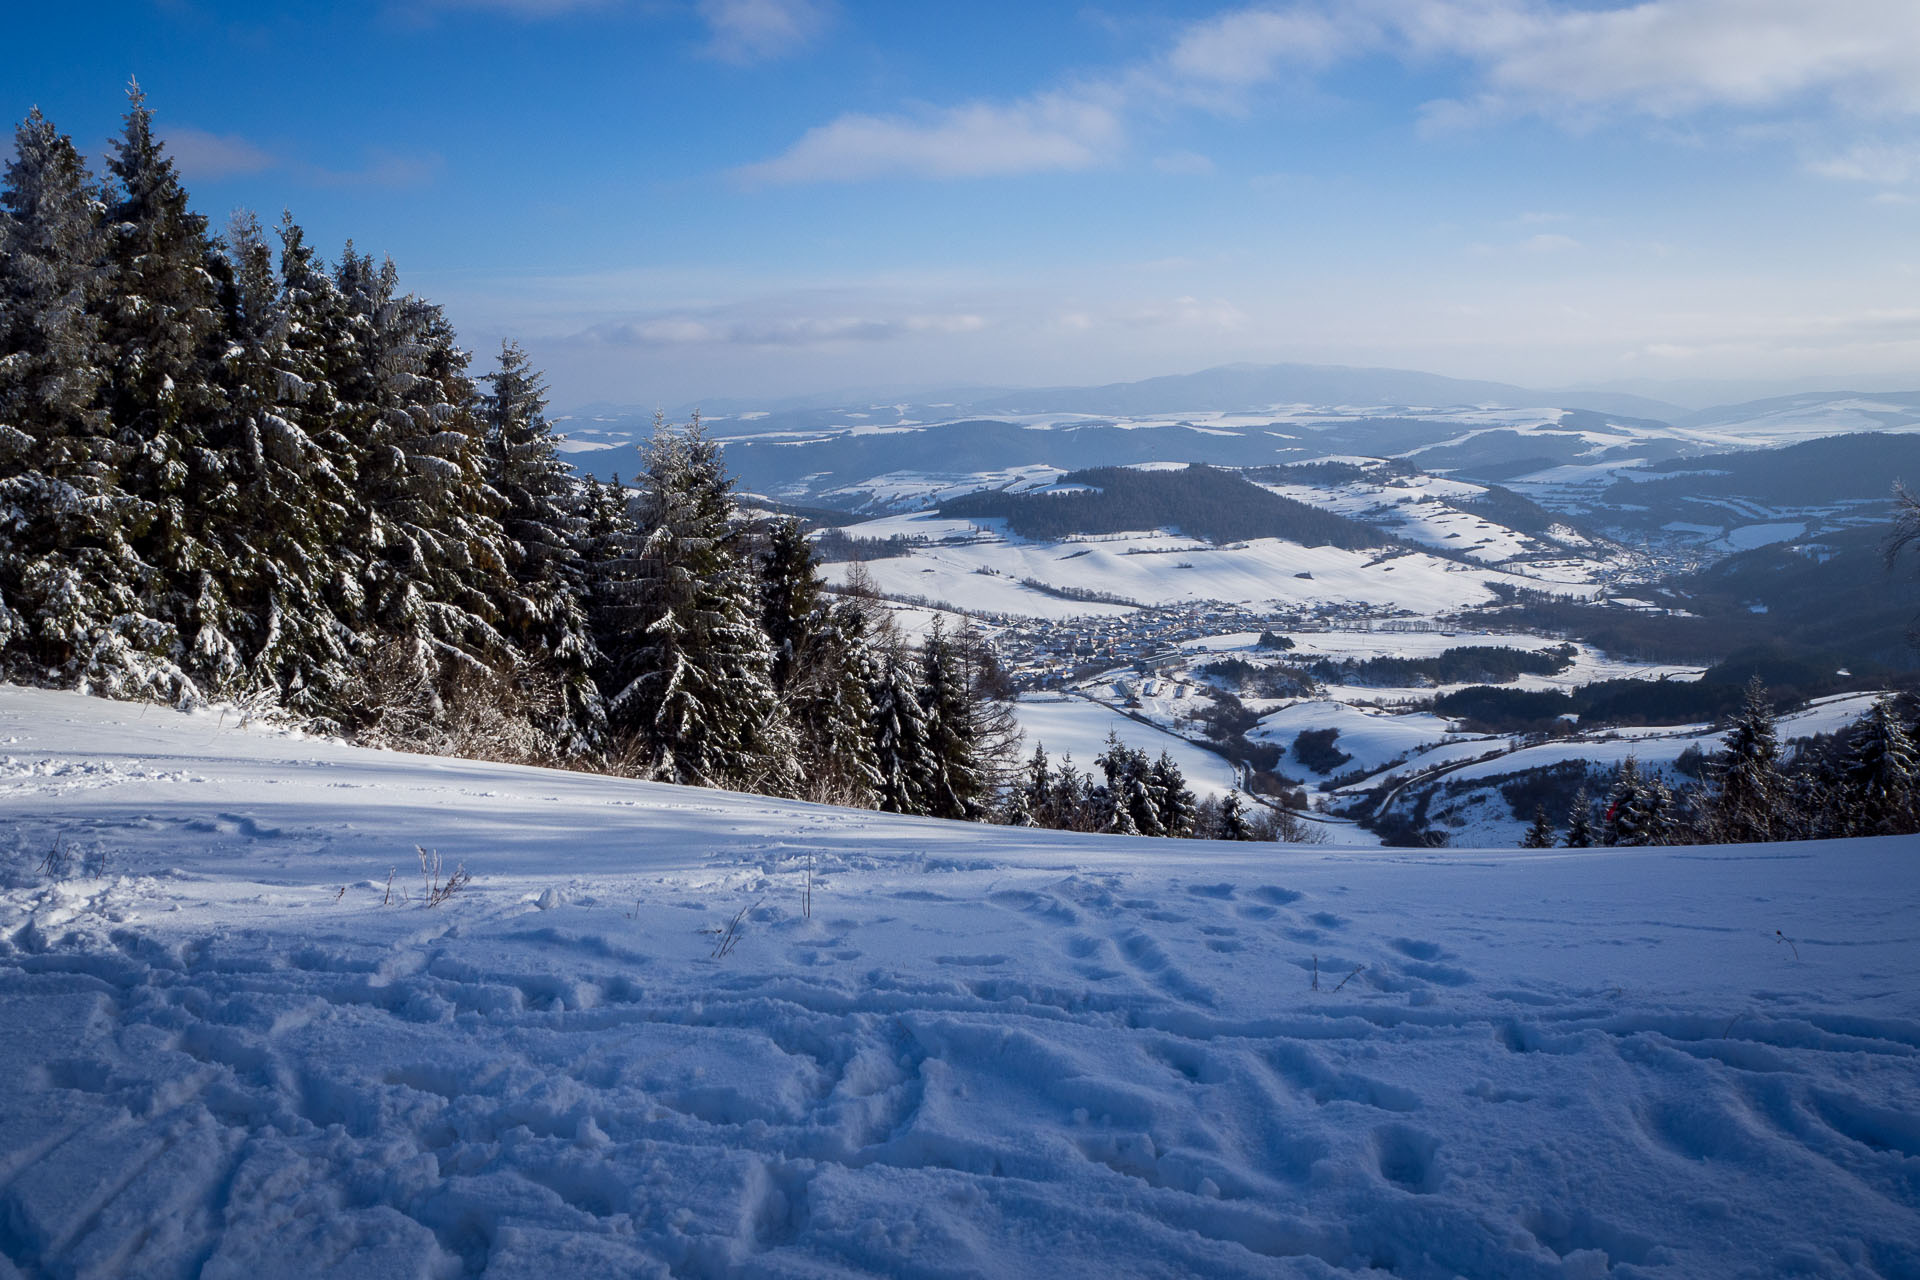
[1716,521,1806,552]
[1012,692,1241,800]
[1254,701,1474,778]
[821,524,1522,618]
[2,684,1918,1279]
[1256,477,1565,570]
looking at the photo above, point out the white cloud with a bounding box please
[162,127,278,179]
[413,0,615,15]
[586,307,990,346]
[1423,0,1920,119]
[1807,140,1920,184]
[156,126,440,189]
[1520,232,1580,253]
[1114,296,1247,331]
[696,0,832,64]
[743,0,1920,185]
[736,91,1123,183]
[1163,6,1364,87]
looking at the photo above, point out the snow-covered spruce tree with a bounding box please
[1051,753,1095,832]
[482,340,603,758]
[754,521,880,804]
[331,248,537,755]
[1022,743,1053,826]
[787,600,883,808]
[946,621,1023,800]
[919,618,987,820]
[1152,750,1198,838]
[0,108,147,686]
[869,645,934,815]
[1096,731,1164,836]
[759,516,820,697]
[1218,790,1254,842]
[603,417,796,791]
[1521,804,1555,848]
[1000,780,1034,826]
[213,211,365,720]
[1563,786,1595,848]
[1701,677,1785,843]
[1839,697,1918,835]
[91,84,238,702]
[1601,756,1672,847]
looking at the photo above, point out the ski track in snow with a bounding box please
[0,687,1917,1278]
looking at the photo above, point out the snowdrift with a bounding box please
[1,685,1916,1278]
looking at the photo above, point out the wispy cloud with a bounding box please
[743,0,1920,184]
[306,148,445,189]
[696,0,832,64]
[162,127,277,180]
[1807,139,1920,184]
[1521,232,1580,253]
[735,90,1124,183]
[158,127,442,189]
[407,0,617,16]
[585,307,989,346]
[1162,6,1366,91]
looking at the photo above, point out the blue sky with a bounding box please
[10,0,1920,409]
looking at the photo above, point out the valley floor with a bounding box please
[0,686,1916,1278]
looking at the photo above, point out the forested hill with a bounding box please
[1609,432,1920,506]
[940,465,1388,549]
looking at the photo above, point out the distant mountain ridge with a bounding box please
[965,363,1686,421]
[565,361,1691,428]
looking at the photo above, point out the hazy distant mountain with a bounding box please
[562,361,1688,433]
[968,363,1687,421]
[1673,390,1920,436]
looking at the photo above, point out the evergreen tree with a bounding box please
[870,646,934,814]
[605,417,793,790]
[214,211,363,719]
[1521,804,1555,848]
[1602,757,1670,847]
[101,81,240,697]
[0,108,148,686]
[1218,791,1254,842]
[1096,732,1166,837]
[947,622,1022,795]
[335,247,513,681]
[759,517,820,697]
[1022,743,1053,826]
[482,340,602,756]
[785,599,882,807]
[1840,698,1918,835]
[1000,782,1034,827]
[919,618,986,819]
[1703,678,1785,843]
[1051,754,1091,831]
[1563,787,1595,849]
[1151,751,1197,837]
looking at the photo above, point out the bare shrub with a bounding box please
[417,845,471,907]
[343,639,560,765]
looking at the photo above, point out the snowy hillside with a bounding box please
[817,510,1565,619]
[2,685,1917,1278]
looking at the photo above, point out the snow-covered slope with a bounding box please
[2,686,1917,1278]
[817,512,1577,619]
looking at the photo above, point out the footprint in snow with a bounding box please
[1372,1123,1442,1194]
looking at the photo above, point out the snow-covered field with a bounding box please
[1012,693,1242,801]
[819,514,1550,618]
[2,686,1918,1278]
